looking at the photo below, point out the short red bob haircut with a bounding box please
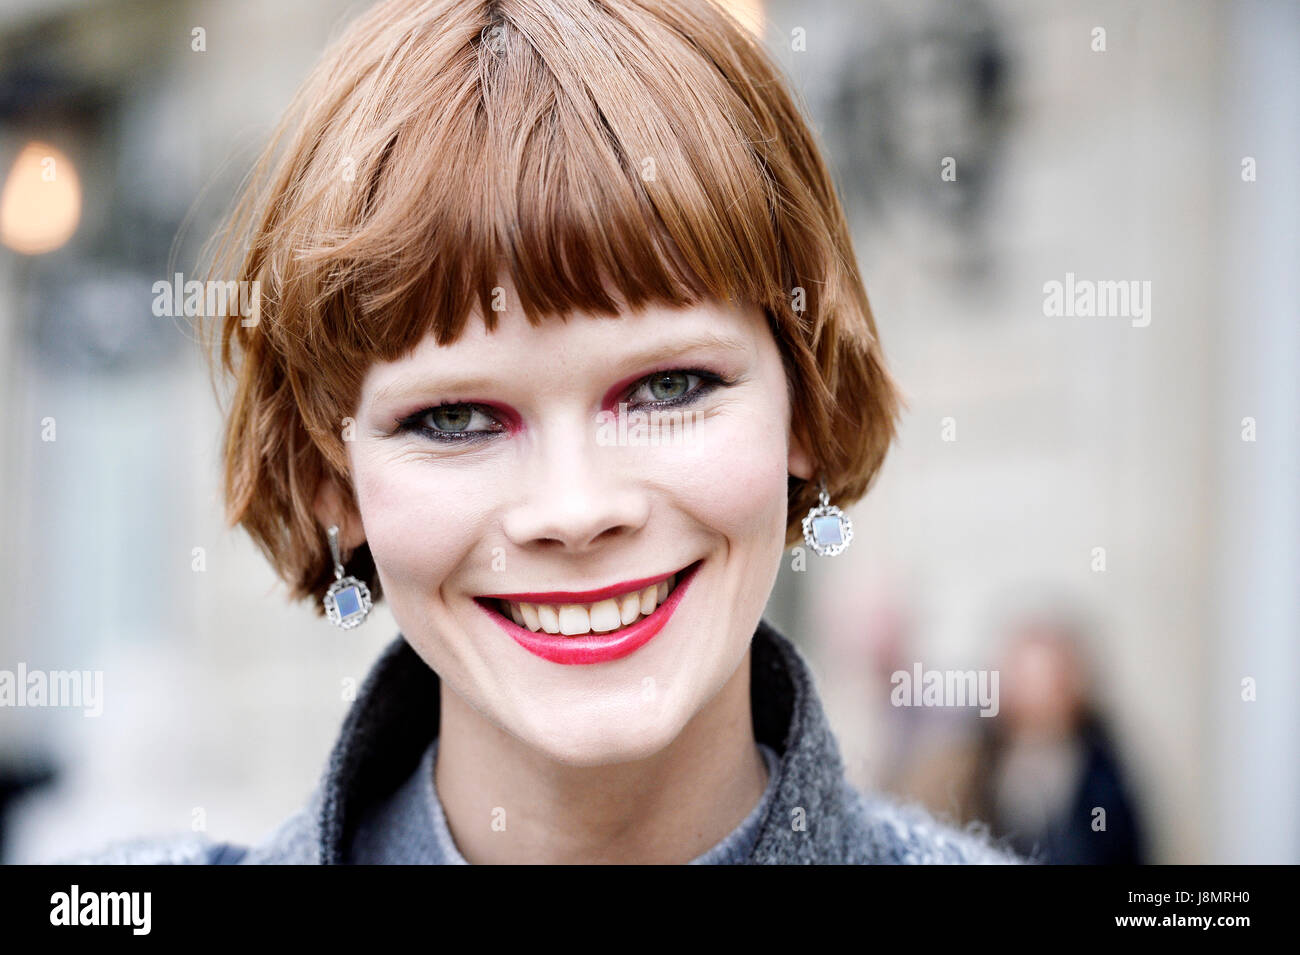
[201,0,903,613]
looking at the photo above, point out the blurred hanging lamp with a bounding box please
[0,141,81,255]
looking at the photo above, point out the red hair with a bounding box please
[200,0,903,611]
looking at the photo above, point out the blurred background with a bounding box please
[0,0,1296,864]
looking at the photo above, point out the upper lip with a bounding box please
[477,560,697,604]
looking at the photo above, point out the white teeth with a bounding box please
[558,604,589,635]
[498,569,689,638]
[588,599,623,632]
[536,603,561,634]
[619,591,642,625]
[519,602,541,632]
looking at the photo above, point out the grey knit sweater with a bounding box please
[59,618,1024,864]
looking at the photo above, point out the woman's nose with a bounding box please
[499,417,651,552]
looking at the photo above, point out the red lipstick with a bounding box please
[478,567,679,605]
[476,560,702,665]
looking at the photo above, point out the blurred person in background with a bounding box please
[976,613,1146,864]
[893,608,1146,864]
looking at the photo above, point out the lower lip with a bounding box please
[476,560,702,665]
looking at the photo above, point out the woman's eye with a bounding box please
[429,405,472,432]
[627,369,718,407]
[397,368,729,444]
[399,403,502,442]
[645,371,692,401]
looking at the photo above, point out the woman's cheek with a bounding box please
[639,400,789,540]
[354,452,480,591]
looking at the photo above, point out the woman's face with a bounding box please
[337,292,813,766]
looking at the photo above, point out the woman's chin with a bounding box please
[514,705,689,768]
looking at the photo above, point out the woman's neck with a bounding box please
[434,647,768,864]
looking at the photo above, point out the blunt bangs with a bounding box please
[204,0,902,607]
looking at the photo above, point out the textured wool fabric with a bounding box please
[58,618,1027,864]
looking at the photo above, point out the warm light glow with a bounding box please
[716,0,765,36]
[1,141,82,255]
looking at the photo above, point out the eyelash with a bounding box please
[395,367,733,444]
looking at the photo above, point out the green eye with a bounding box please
[398,403,503,442]
[626,368,730,410]
[646,371,691,401]
[429,405,473,432]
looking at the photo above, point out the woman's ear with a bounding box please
[312,476,365,551]
[788,422,816,482]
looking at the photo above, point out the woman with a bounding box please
[69,0,1020,864]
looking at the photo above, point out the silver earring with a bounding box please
[801,477,853,557]
[323,525,373,629]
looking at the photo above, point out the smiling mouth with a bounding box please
[476,560,702,638]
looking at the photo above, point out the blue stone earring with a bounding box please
[801,476,853,557]
[323,525,373,629]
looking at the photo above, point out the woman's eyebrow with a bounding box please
[370,374,501,409]
[596,331,753,407]
[615,331,752,369]
[370,331,750,407]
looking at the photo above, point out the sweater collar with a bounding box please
[316,617,852,864]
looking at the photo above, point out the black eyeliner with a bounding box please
[396,367,736,443]
[624,368,733,412]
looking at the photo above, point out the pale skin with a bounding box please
[316,290,816,863]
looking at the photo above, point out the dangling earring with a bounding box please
[323,524,373,629]
[801,476,853,557]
